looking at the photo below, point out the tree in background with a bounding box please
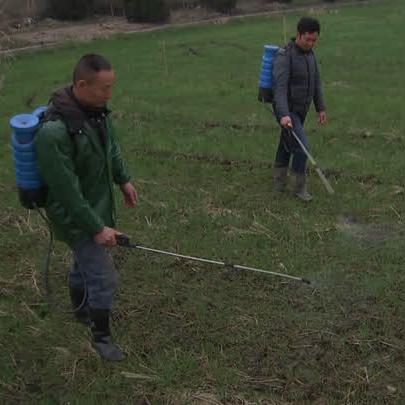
[200,0,237,13]
[50,0,95,20]
[124,0,170,22]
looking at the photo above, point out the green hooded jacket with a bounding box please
[35,87,130,247]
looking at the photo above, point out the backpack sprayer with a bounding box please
[258,44,279,104]
[10,105,312,313]
[11,106,48,209]
[257,44,334,195]
[10,107,87,311]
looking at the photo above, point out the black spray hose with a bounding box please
[115,235,311,285]
[34,206,87,313]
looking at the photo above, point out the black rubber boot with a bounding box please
[69,287,90,326]
[89,308,125,361]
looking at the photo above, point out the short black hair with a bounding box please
[297,17,320,35]
[73,54,112,83]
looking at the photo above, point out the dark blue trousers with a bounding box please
[274,112,309,174]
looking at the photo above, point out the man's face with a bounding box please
[75,69,115,108]
[296,31,319,51]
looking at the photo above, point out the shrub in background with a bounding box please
[50,0,95,20]
[124,0,170,22]
[200,0,237,14]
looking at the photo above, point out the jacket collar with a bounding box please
[290,39,313,55]
[46,86,111,134]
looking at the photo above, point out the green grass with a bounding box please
[1,0,405,403]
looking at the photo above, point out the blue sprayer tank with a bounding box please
[10,106,48,209]
[258,44,279,103]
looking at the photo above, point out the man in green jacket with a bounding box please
[35,54,137,361]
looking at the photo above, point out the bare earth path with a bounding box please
[0,0,371,55]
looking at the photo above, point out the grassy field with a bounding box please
[1,0,404,403]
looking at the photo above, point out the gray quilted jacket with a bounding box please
[272,40,326,120]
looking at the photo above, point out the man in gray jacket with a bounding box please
[272,17,326,201]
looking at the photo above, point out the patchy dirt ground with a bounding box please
[1,16,156,49]
[0,0,324,50]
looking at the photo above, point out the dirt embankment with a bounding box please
[0,0,366,53]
